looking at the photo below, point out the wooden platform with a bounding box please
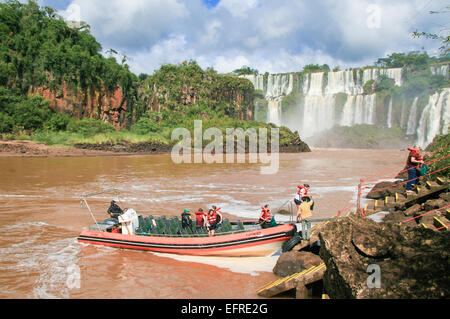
[257,263,326,298]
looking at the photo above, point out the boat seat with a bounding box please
[137,216,148,233]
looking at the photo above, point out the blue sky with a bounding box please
[28,0,450,75]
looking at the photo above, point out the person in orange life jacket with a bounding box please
[206,207,223,237]
[259,204,274,229]
[296,196,314,223]
[195,208,206,231]
[406,145,425,193]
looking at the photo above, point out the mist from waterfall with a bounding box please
[242,64,449,148]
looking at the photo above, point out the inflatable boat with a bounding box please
[77,217,297,257]
[77,189,296,257]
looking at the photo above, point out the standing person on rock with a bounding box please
[405,145,425,194]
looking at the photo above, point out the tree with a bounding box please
[232,66,259,76]
[412,6,450,56]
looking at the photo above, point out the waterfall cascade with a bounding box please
[242,64,449,148]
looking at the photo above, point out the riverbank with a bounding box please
[0,140,142,157]
[0,138,311,157]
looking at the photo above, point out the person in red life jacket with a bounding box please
[294,184,311,206]
[406,145,425,194]
[206,207,223,237]
[111,225,121,234]
[195,208,206,231]
[259,204,274,229]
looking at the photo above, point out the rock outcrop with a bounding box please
[30,83,127,130]
[319,215,450,299]
[273,251,323,277]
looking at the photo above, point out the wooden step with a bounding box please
[420,223,428,229]
[433,217,448,231]
[257,263,326,298]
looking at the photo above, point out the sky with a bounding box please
[28,0,450,75]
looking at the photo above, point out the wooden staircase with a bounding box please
[363,177,449,231]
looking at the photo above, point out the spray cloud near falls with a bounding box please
[243,64,450,149]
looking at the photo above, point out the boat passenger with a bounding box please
[195,208,206,231]
[107,200,124,220]
[207,208,223,237]
[181,209,193,229]
[296,197,314,223]
[259,204,275,229]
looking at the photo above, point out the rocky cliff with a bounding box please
[139,62,255,122]
[30,82,127,130]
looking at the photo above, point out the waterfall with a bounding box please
[267,100,281,126]
[241,65,448,146]
[341,94,376,126]
[380,68,403,86]
[406,97,419,135]
[325,70,362,95]
[416,88,450,148]
[431,65,449,79]
[245,73,294,125]
[387,97,393,128]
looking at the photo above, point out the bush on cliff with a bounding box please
[425,133,450,179]
[67,118,116,137]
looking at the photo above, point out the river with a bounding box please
[0,149,406,299]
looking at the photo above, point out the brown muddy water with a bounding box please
[0,149,406,299]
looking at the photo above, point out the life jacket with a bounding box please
[207,211,219,224]
[407,148,423,167]
[195,211,205,226]
[259,207,272,223]
[297,185,309,196]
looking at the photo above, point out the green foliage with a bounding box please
[0,112,14,133]
[302,64,330,73]
[44,112,72,131]
[425,133,450,179]
[0,0,138,123]
[376,51,431,71]
[376,75,395,92]
[232,65,259,76]
[141,60,255,122]
[363,79,376,94]
[67,118,115,137]
[131,116,159,134]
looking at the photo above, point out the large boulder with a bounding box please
[319,215,450,298]
[273,251,323,277]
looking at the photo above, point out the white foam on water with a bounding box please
[31,237,80,299]
[152,252,280,276]
[0,194,46,198]
[0,222,81,299]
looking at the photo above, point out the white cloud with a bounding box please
[217,0,260,18]
[55,0,445,75]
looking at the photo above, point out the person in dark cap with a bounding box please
[107,200,124,220]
